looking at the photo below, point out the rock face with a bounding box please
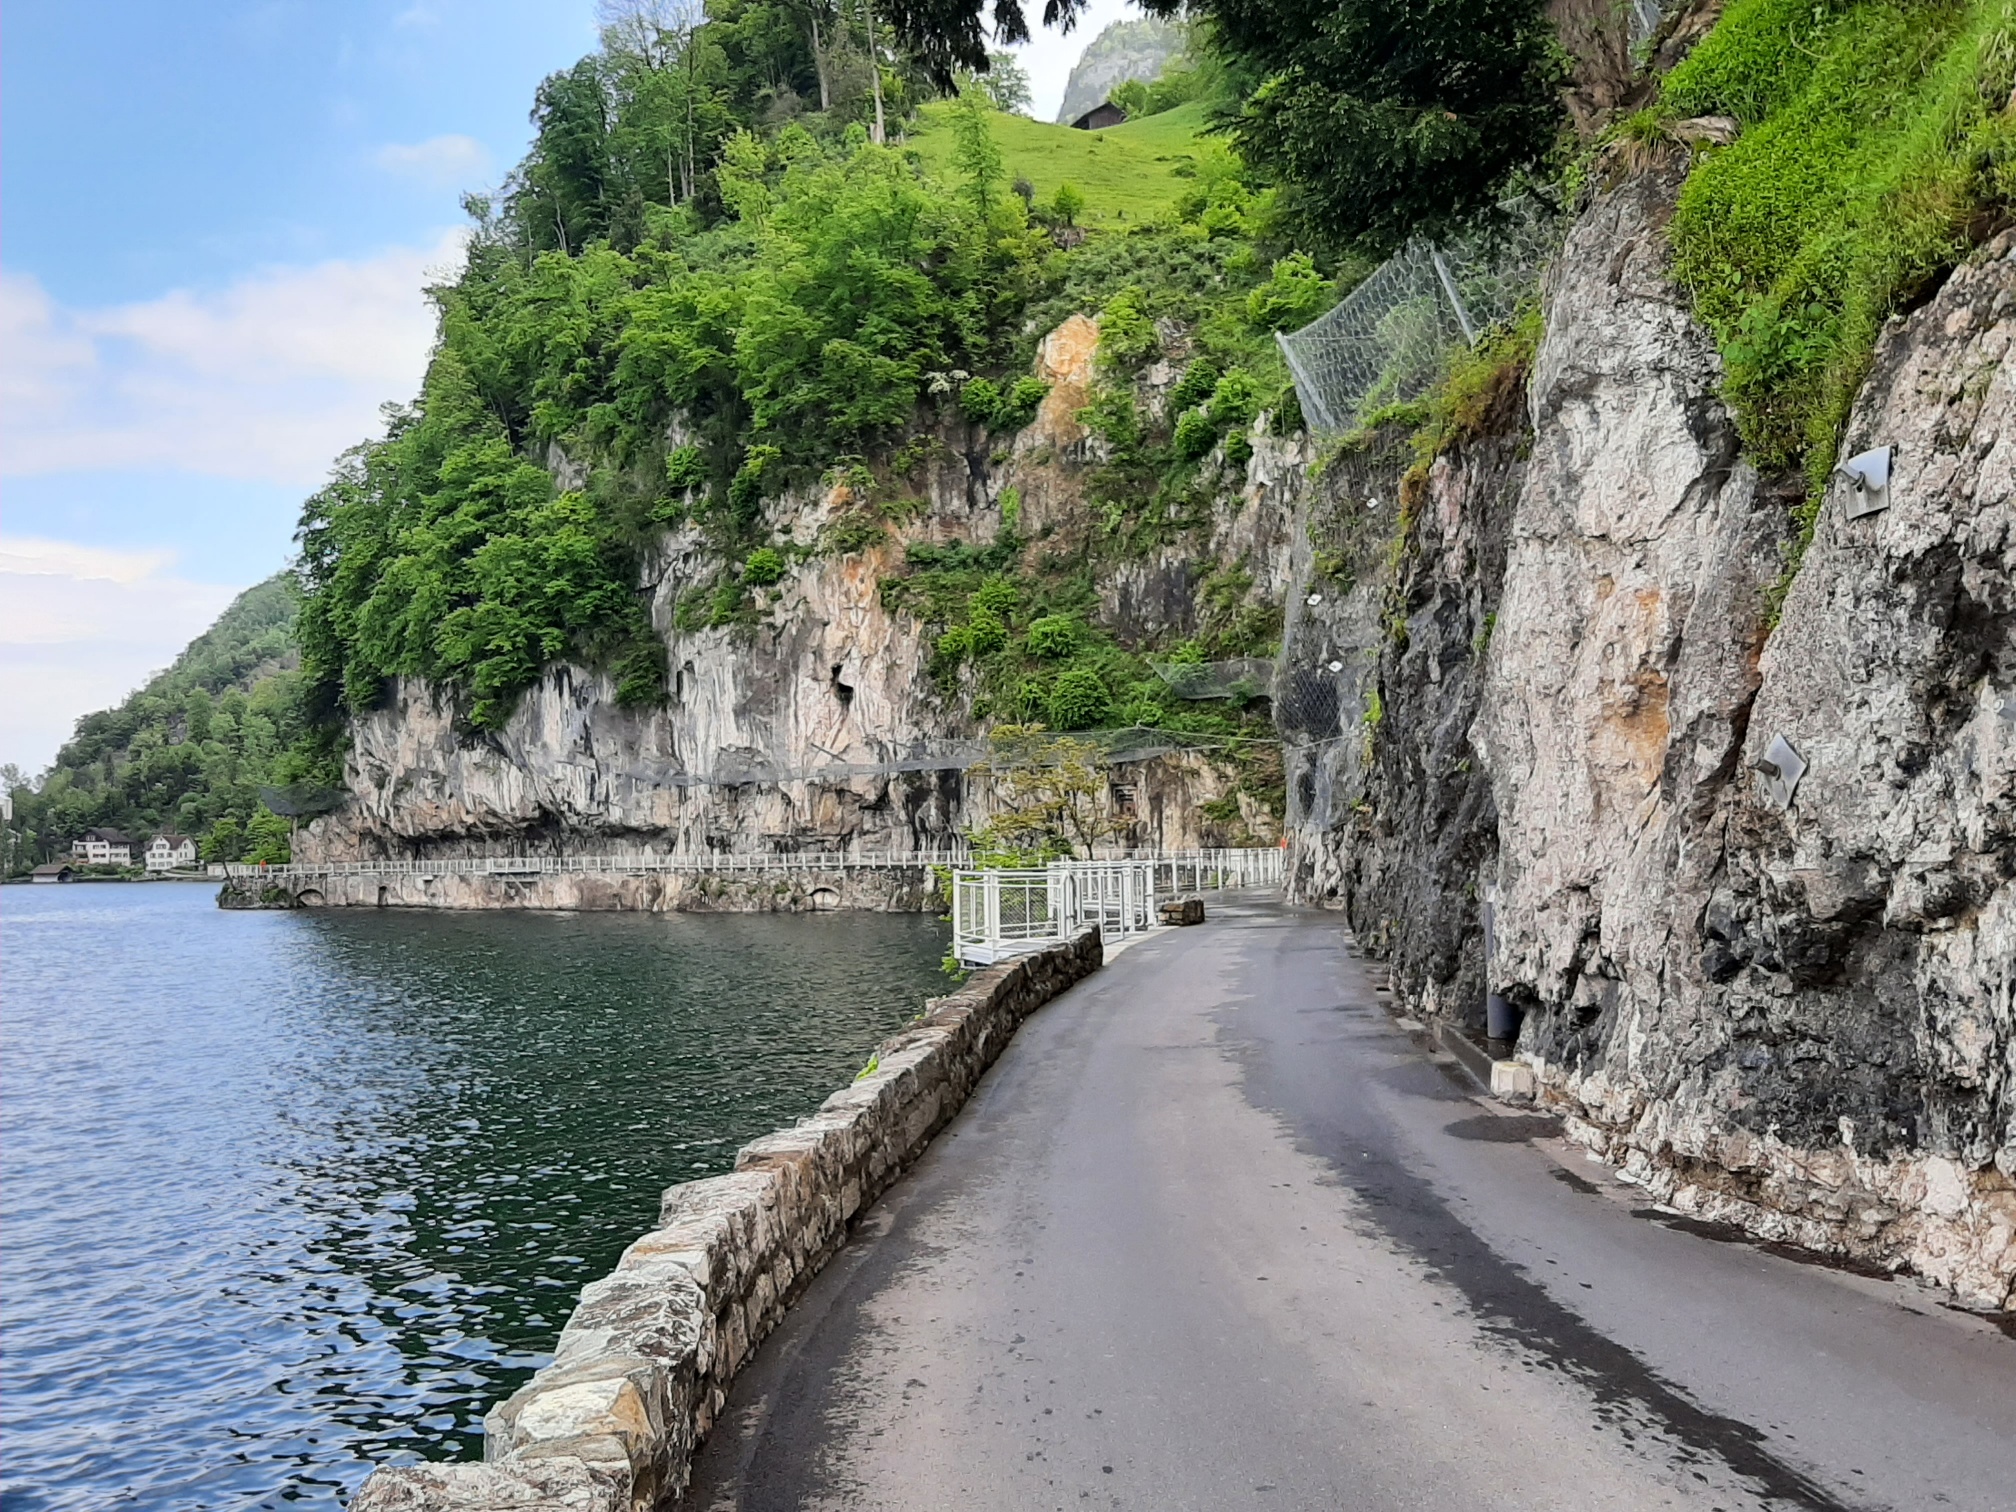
[1290,169,2015,1310]
[1054,16,1186,124]
[301,322,1295,884]
[349,930,1103,1512]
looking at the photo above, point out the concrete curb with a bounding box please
[350,929,1104,1512]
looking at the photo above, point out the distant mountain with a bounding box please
[1055,17,1186,125]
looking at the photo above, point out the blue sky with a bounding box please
[0,0,1122,773]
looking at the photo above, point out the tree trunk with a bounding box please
[809,11,831,111]
[861,0,885,145]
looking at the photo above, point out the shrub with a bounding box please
[664,444,707,491]
[1206,368,1262,434]
[1050,182,1086,227]
[1079,385,1143,458]
[1246,252,1331,332]
[1169,358,1221,414]
[996,376,1049,430]
[728,444,780,525]
[961,376,1004,423]
[1173,408,1219,461]
[1096,287,1158,372]
[1025,614,1081,658]
[972,575,1021,616]
[1046,666,1112,729]
[966,605,1009,655]
[743,546,786,586]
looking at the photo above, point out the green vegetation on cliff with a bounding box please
[1659,0,2016,491]
[296,0,1343,736]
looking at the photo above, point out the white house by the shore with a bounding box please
[72,828,134,865]
[145,834,199,872]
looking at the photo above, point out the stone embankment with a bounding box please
[224,867,935,914]
[350,928,1103,1512]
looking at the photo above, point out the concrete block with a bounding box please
[1491,1059,1538,1102]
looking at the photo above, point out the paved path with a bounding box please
[689,902,2015,1511]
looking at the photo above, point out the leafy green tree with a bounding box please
[202,818,245,863]
[1046,666,1111,729]
[947,90,1006,218]
[973,50,1031,113]
[964,725,1127,861]
[243,810,293,866]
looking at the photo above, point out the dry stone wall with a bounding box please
[350,929,1102,1512]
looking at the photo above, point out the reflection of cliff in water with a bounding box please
[1,886,945,1511]
[279,907,950,1453]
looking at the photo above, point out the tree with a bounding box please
[948,90,1005,217]
[201,818,245,863]
[974,49,1031,113]
[878,0,1564,252]
[244,810,293,866]
[966,725,1128,862]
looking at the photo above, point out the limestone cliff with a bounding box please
[303,316,1294,872]
[1286,169,2014,1310]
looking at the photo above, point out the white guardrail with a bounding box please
[952,849,1286,966]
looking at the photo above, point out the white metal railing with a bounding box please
[950,847,1286,965]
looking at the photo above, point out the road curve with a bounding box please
[687,901,2015,1512]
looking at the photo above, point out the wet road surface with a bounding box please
[688,901,2016,1511]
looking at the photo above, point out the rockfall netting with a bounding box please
[1147,657,1277,701]
[1277,204,1559,436]
[668,726,1242,787]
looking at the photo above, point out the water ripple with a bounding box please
[1,885,946,1510]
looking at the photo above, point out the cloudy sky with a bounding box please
[2,0,1127,775]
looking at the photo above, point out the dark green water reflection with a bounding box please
[1,886,946,1511]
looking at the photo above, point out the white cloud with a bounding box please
[375,133,491,187]
[0,232,463,488]
[0,536,239,772]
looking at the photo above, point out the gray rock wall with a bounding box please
[1288,170,2015,1310]
[301,316,1292,882]
[351,929,1103,1512]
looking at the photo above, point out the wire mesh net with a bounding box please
[1278,204,1560,437]
[656,725,1238,788]
[1147,658,1277,701]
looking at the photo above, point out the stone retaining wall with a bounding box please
[350,928,1104,1512]
[224,868,938,914]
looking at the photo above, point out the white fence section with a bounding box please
[951,848,1286,966]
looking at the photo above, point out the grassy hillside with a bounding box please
[5,574,312,868]
[908,100,1221,225]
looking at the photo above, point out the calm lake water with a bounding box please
[0,883,947,1511]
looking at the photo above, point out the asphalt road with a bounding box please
[687,901,2016,1512]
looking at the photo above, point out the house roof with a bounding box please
[31,861,74,876]
[1069,101,1128,130]
[81,827,133,843]
[152,832,195,846]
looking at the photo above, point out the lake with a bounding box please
[0,883,948,1510]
